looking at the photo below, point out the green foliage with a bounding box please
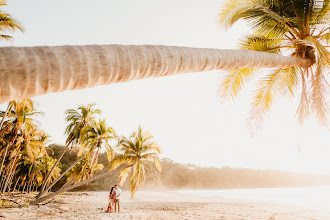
[219,0,330,134]
[109,125,161,197]
[0,0,24,41]
[0,100,60,193]
[48,155,330,191]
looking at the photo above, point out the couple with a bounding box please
[105,185,122,213]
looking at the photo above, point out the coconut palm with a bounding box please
[218,0,330,133]
[0,45,312,104]
[38,104,101,196]
[30,126,159,204]
[0,0,23,41]
[110,125,161,197]
[60,119,116,189]
[0,99,39,179]
[0,112,53,193]
[65,104,101,146]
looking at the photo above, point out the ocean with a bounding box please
[176,185,330,212]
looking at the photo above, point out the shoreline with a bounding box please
[1,190,330,219]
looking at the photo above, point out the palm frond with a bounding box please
[309,62,329,125]
[248,69,283,134]
[278,66,301,97]
[296,70,310,124]
[219,68,259,101]
[118,167,131,186]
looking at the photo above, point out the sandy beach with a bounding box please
[1,190,330,220]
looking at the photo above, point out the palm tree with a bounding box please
[59,119,116,189]
[0,45,312,104]
[0,0,23,41]
[30,125,160,204]
[38,104,101,196]
[110,125,162,197]
[0,99,39,179]
[0,103,52,193]
[218,0,330,133]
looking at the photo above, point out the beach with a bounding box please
[1,189,330,220]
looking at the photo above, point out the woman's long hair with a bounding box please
[110,187,114,194]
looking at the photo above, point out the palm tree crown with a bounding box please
[110,125,161,197]
[65,104,101,146]
[219,0,330,133]
[0,0,23,41]
[80,118,116,166]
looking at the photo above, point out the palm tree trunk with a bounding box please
[30,164,129,205]
[0,169,7,192]
[28,174,35,193]
[2,150,18,193]
[59,176,75,190]
[0,129,17,177]
[0,102,11,130]
[6,166,16,192]
[38,140,72,197]
[21,183,26,193]
[38,154,85,198]
[12,177,20,192]
[0,45,312,104]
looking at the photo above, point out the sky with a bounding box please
[0,0,329,174]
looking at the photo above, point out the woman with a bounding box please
[105,187,116,213]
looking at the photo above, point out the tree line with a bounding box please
[48,148,330,191]
[0,100,161,204]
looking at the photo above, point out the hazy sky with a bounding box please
[1,0,329,174]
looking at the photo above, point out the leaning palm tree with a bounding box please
[30,125,160,204]
[110,125,162,197]
[0,0,23,41]
[38,104,101,197]
[59,119,116,189]
[0,45,312,104]
[63,155,104,189]
[218,0,330,133]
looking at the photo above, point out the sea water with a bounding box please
[176,185,330,212]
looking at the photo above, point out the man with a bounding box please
[113,185,122,213]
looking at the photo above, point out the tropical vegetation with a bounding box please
[219,0,330,133]
[110,125,162,197]
[0,100,59,194]
[0,100,162,205]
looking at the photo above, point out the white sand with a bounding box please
[1,190,330,220]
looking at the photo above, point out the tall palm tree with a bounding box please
[65,104,101,146]
[60,119,116,189]
[110,125,161,197]
[0,45,312,104]
[218,0,330,133]
[38,104,101,196]
[0,99,39,178]
[0,0,23,41]
[0,102,51,193]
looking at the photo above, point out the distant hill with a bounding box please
[49,144,330,191]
